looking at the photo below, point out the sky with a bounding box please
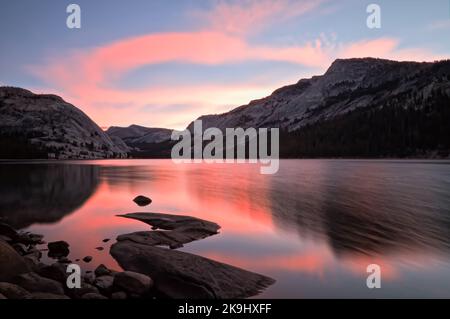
[1,0,450,130]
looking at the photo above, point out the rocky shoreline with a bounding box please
[0,199,275,299]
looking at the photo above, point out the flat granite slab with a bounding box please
[110,241,275,299]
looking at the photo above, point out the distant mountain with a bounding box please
[0,87,129,159]
[106,125,172,145]
[106,125,174,158]
[190,58,450,158]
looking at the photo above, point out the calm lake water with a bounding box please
[1,159,450,298]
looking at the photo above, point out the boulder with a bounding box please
[94,276,114,294]
[38,263,68,283]
[118,213,220,232]
[47,241,70,258]
[0,240,30,281]
[70,282,99,299]
[0,282,30,299]
[133,196,152,207]
[116,213,221,249]
[0,293,6,299]
[113,271,153,295]
[110,241,275,299]
[94,264,112,277]
[14,272,64,295]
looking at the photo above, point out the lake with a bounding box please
[1,159,450,298]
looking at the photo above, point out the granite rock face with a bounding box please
[0,87,129,159]
[0,240,30,282]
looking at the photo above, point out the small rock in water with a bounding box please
[47,241,70,258]
[113,271,153,295]
[133,195,152,207]
[83,256,93,263]
[95,247,104,251]
[102,238,110,243]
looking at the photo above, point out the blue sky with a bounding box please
[1,0,449,129]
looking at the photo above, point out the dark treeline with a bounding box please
[280,88,450,158]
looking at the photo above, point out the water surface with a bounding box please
[1,159,450,298]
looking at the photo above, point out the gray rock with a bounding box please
[0,240,30,281]
[0,282,30,299]
[83,273,96,285]
[81,292,108,300]
[38,263,68,283]
[118,212,220,232]
[47,241,70,258]
[110,241,275,299]
[94,264,112,277]
[14,272,64,295]
[113,271,153,295]
[133,196,152,207]
[70,282,99,299]
[0,87,129,160]
[94,275,114,294]
[116,213,221,249]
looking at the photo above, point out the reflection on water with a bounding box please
[0,163,99,228]
[1,159,450,298]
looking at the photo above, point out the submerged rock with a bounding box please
[110,241,275,299]
[0,241,30,281]
[133,196,152,207]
